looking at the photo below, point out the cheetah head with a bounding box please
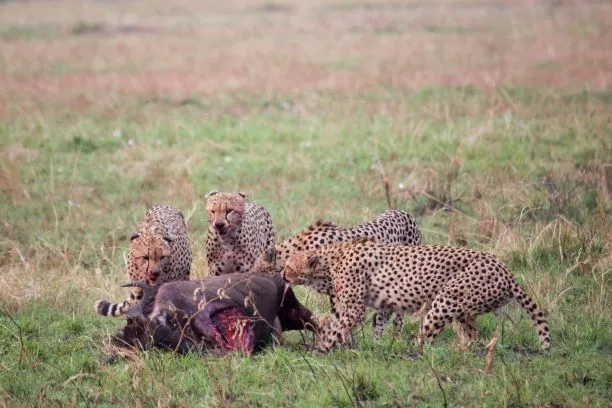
[281,250,325,286]
[206,191,247,236]
[129,232,172,285]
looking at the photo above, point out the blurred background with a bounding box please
[1,0,610,116]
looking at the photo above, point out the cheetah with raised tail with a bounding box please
[95,205,192,317]
[282,238,551,353]
[205,191,275,276]
[251,210,422,337]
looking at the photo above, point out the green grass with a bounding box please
[1,0,612,404]
[1,86,611,407]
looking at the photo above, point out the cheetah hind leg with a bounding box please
[452,315,478,352]
[409,302,430,323]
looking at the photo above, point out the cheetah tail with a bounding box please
[512,283,552,351]
[94,297,131,317]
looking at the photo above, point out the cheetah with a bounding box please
[282,238,551,353]
[95,205,192,317]
[252,210,421,337]
[205,191,275,276]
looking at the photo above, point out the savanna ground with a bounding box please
[1,0,611,406]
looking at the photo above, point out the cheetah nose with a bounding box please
[149,271,160,281]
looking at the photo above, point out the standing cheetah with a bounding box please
[251,210,422,337]
[205,191,275,276]
[282,238,551,353]
[95,205,192,317]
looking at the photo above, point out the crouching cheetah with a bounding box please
[205,191,275,276]
[252,210,422,337]
[95,205,192,317]
[282,238,551,353]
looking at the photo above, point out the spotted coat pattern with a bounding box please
[252,210,421,337]
[282,238,551,353]
[205,191,275,276]
[95,205,192,317]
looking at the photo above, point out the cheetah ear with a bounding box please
[130,232,140,241]
[307,255,320,269]
[206,190,219,198]
[265,247,277,263]
[237,192,247,199]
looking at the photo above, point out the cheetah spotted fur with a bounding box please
[282,238,551,353]
[95,205,192,317]
[252,210,421,337]
[205,191,275,276]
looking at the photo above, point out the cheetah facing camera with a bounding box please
[251,210,422,338]
[205,191,275,276]
[282,238,551,353]
[95,205,192,317]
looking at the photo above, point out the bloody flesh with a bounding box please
[211,307,253,353]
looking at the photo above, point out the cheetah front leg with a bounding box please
[315,274,367,352]
[315,316,343,352]
[372,309,404,339]
[391,312,405,335]
[373,310,391,340]
[329,293,337,315]
[315,307,366,352]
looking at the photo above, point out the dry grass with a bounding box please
[1,0,611,117]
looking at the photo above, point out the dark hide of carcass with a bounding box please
[110,273,316,356]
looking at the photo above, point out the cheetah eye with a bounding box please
[226,209,233,214]
[160,256,167,261]
[143,256,149,261]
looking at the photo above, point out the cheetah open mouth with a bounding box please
[147,271,161,285]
